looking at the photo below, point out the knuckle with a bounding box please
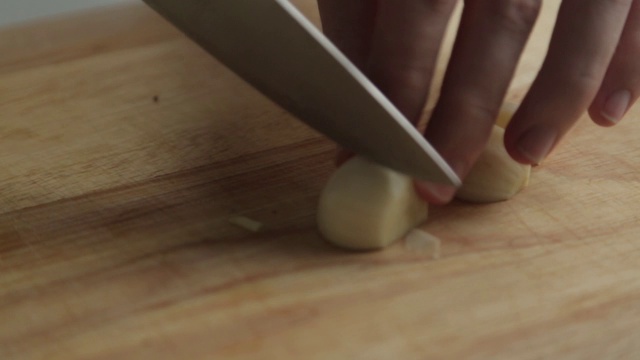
[572,70,605,96]
[423,0,458,14]
[557,65,603,104]
[602,0,634,8]
[490,0,542,33]
[374,63,432,94]
[569,58,609,92]
[466,99,500,126]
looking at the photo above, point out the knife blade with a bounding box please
[143,0,460,186]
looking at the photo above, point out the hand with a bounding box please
[318,0,639,204]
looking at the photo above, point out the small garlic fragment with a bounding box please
[404,229,441,259]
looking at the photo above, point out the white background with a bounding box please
[0,0,133,27]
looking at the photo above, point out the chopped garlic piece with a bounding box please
[228,216,263,232]
[317,156,428,250]
[404,229,441,259]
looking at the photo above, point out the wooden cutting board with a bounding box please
[1,1,639,359]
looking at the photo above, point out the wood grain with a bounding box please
[1,1,640,359]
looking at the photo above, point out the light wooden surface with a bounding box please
[1,2,640,359]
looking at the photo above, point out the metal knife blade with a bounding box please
[143,0,460,186]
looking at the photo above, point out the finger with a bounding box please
[505,0,633,165]
[317,0,377,69]
[366,0,458,122]
[589,0,640,126]
[419,0,542,204]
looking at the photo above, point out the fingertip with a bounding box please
[503,125,527,165]
[593,89,632,127]
[503,124,547,166]
[414,181,456,205]
[505,146,535,166]
[588,105,617,128]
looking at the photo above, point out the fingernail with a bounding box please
[415,181,457,204]
[516,126,557,165]
[601,89,631,124]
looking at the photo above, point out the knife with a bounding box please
[143,0,460,186]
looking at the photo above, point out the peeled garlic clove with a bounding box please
[455,125,531,203]
[495,101,519,129]
[317,156,428,250]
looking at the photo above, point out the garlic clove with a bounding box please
[317,156,428,250]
